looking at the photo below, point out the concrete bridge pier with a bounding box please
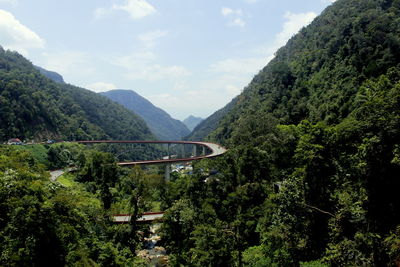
[181,144,185,158]
[165,164,171,182]
[193,145,197,157]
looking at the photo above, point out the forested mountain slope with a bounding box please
[196,0,400,145]
[185,96,237,141]
[101,89,190,140]
[159,0,400,266]
[0,47,154,141]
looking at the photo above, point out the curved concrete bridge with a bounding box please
[75,140,227,222]
[76,140,227,166]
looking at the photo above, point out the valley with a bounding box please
[1,0,400,266]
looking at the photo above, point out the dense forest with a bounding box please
[0,143,168,266]
[160,0,400,266]
[0,48,154,142]
[2,0,400,265]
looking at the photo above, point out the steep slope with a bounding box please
[182,115,203,132]
[34,65,65,83]
[101,89,190,140]
[185,97,237,141]
[160,1,400,266]
[199,0,400,145]
[0,47,154,141]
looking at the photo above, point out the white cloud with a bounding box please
[213,11,317,74]
[149,93,179,106]
[172,81,187,91]
[231,18,245,27]
[208,57,269,103]
[221,7,233,16]
[138,30,168,48]
[94,7,111,19]
[41,51,94,78]
[112,51,190,81]
[85,82,117,93]
[0,0,18,5]
[225,85,241,96]
[112,51,156,69]
[112,25,189,82]
[113,0,155,19]
[210,57,267,75]
[208,10,317,101]
[275,11,317,47]
[221,7,242,16]
[221,7,245,28]
[95,0,155,20]
[138,30,167,42]
[0,9,45,55]
[125,64,191,81]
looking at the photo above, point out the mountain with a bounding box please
[101,89,190,140]
[185,97,237,141]
[161,0,400,265]
[182,115,203,131]
[197,0,400,145]
[34,65,65,83]
[0,47,154,141]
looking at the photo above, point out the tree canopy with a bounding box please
[161,0,400,265]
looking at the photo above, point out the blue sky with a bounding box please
[0,0,335,120]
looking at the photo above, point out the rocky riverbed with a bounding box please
[137,224,169,266]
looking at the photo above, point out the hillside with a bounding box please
[185,97,237,141]
[182,115,203,132]
[193,0,400,145]
[0,47,154,141]
[101,89,190,140]
[160,0,400,265]
[34,65,65,84]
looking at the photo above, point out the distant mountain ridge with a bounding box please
[34,65,65,84]
[101,89,190,140]
[0,47,154,141]
[183,115,203,131]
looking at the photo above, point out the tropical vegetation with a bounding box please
[161,0,400,265]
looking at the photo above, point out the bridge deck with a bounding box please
[113,212,164,223]
[77,140,227,166]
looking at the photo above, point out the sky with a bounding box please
[0,0,336,120]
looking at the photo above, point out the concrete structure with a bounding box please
[7,138,22,145]
[76,140,227,166]
[113,212,164,223]
[165,164,171,182]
